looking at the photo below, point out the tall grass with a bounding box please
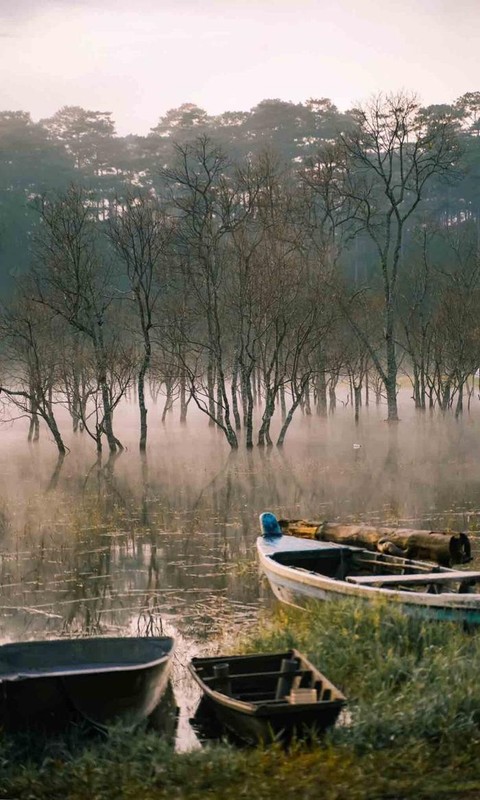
[243,599,480,750]
[3,600,480,799]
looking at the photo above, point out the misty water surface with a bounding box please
[1,392,480,746]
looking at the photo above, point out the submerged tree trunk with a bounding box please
[179,366,189,424]
[328,373,338,414]
[242,365,255,449]
[216,381,224,428]
[258,387,275,447]
[315,370,327,417]
[276,378,310,447]
[455,381,464,419]
[138,358,149,453]
[279,384,286,421]
[94,329,122,453]
[354,385,362,424]
[28,396,40,442]
[231,358,241,431]
[303,383,312,416]
[207,356,216,427]
[161,381,175,423]
[45,403,67,455]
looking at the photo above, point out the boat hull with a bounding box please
[194,693,342,745]
[189,649,345,746]
[257,535,480,625]
[0,636,175,733]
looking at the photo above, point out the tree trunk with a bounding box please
[44,405,67,455]
[161,381,174,423]
[180,367,188,424]
[455,382,464,418]
[231,359,241,431]
[28,406,40,443]
[420,355,426,410]
[138,333,151,452]
[277,400,299,446]
[304,383,312,416]
[412,363,421,409]
[94,329,120,453]
[243,366,254,449]
[216,381,224,428]
[279,384,286,421]
[258,387,275,447]
[315,369,327,416]
[354,385,362,424]
[277,380,309,446]
[328,374,338,414]
[215,357,238,448]
[207,356,216,426]
[384,306,399,421]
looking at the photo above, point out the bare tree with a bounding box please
[31,184,123,453]
[0,289,67,454]
[161,137,261,448]
[427,225,480,415]
[107,192,175,451]
[72,334,136,454]
[305,92,459,421]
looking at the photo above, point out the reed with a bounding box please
[243,599,480,749]
[2,600,480,799]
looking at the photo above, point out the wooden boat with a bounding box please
[0,636,175,733]
[188,649,346,745]
[258,513,480,624]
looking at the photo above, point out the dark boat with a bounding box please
[188,649,346,746]
[0,636,175,733]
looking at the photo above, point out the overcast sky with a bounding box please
[0,0,478,136]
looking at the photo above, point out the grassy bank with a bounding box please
[3,600,480,799]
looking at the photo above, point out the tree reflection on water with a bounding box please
[0,401,480,746]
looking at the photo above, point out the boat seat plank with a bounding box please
[353,557,430,570]
[201,669,312,683]
[346,570,480,586]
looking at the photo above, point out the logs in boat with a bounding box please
[278,519,471,567]
[257,527,480,624]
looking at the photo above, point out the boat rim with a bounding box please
[256,535,480,608]
[0,636,175,681]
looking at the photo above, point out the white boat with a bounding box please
[257,513,480,624]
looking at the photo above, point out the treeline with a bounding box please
[0,91,479,288]
[0,90,480,454]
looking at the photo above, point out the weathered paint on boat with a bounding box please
[257,532,480,624]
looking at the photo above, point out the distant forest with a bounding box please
[0,91,479,453]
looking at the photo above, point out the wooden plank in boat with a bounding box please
[354,557,432,571]
[346,570,480,586]
[201,669,313,683]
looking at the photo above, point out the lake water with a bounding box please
[1,394,480,748]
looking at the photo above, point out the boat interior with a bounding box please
[191,651,340,705]
[269,548,480,594]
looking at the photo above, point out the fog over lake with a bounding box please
[1,390,480,746]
